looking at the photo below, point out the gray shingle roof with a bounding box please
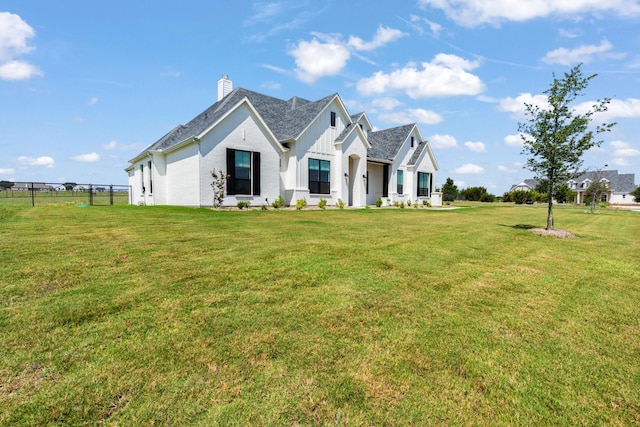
[408,140,427,166]
[367,124,415,161]
[572,170,637,192]
[139,89,428,167]
[512,171,637,193]
[143,88,337,152]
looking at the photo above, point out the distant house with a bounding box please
[509,179,539,192]
[510,169,638,204]
[569,170,637,204]
[126,76,440,207]
[12,182,53,192]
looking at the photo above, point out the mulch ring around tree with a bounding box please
[530,228,575,238]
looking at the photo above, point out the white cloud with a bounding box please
[417,0,640,27]
[289,34,351,83]
[428,133,458,149]
[498,93,549,117]
[409,15,443,38]
[348,26,407,51]
[356,54,485,98]
[103,140,139,151]
[0,12,42,80]
[0,168,16,175]
[610,140,640,157]
[379,108,443,125]
[576,98,640,121]
[542,39,623,66]
[290,26,406,83]
[89,97,99,105]
[612,157,630,167]
[464,141,486,152]
[454,163,485,174]
[504,133,527,147]
[71,152,100,163]
[372,97,403,111]
[18,155,54,167]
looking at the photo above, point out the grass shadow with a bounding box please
[499,223,538,230]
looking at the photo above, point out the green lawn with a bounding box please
[1,203,639,425]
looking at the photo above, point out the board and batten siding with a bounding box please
[198,103,281,207]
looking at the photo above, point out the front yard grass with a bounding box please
[1,204,639,425]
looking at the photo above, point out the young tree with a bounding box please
[630,186,640,203]
[441,177,459,202]
[519,64,615,230]
[584,179,609,212]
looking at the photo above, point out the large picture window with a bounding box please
[397,170,403,195]
[309,158,330,194]
[227,148,260,195]
[418,172,430,197]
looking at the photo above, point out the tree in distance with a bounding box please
[441,177,459,202]
[519,64,615,230]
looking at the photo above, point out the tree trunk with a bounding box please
[546,180,554,230]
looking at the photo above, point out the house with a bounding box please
[126,76,440,207]
[508,179,539,192]
[568,169,637,204]
[11,182,53,192]
[510,169,637,204]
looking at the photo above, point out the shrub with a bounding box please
[512,190,529,205]
[399,201,405,209]
[337,199,345,209]
[237,200,250,209]
[296,198,307,210]
[422,200,428,206]
[272,195,285,209]
[480,193,496,203]
[261,205,268,211]
[407,200,412,206]
[318,199,327,209]
[375,197,382,207]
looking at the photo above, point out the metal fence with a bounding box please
[0,182,131,207]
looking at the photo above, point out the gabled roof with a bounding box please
[573,170,636,192]
[367,124,415,161]
[511,171,637,193]
[137,88,339,157]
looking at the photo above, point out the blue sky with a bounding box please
[1,0,639,193]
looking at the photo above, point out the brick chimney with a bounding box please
[218,75,232,101]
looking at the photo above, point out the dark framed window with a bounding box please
[382,164,389,197]
[147,160,153,194]
[397,170,403,194]
[227,148,261,195]
[330,111,336,127]
[411,136,414,148]
[418,172,429,197]
[309,158,330,194]
[140,164,145,193]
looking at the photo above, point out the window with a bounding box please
[148,160,153,194]
[140,164,145,193]
[226,148,260,195]
[309,158,330,194]
[418,172,430,196]
[397,170,404,194]
[411,136,414,148]
[330,111,336,127]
